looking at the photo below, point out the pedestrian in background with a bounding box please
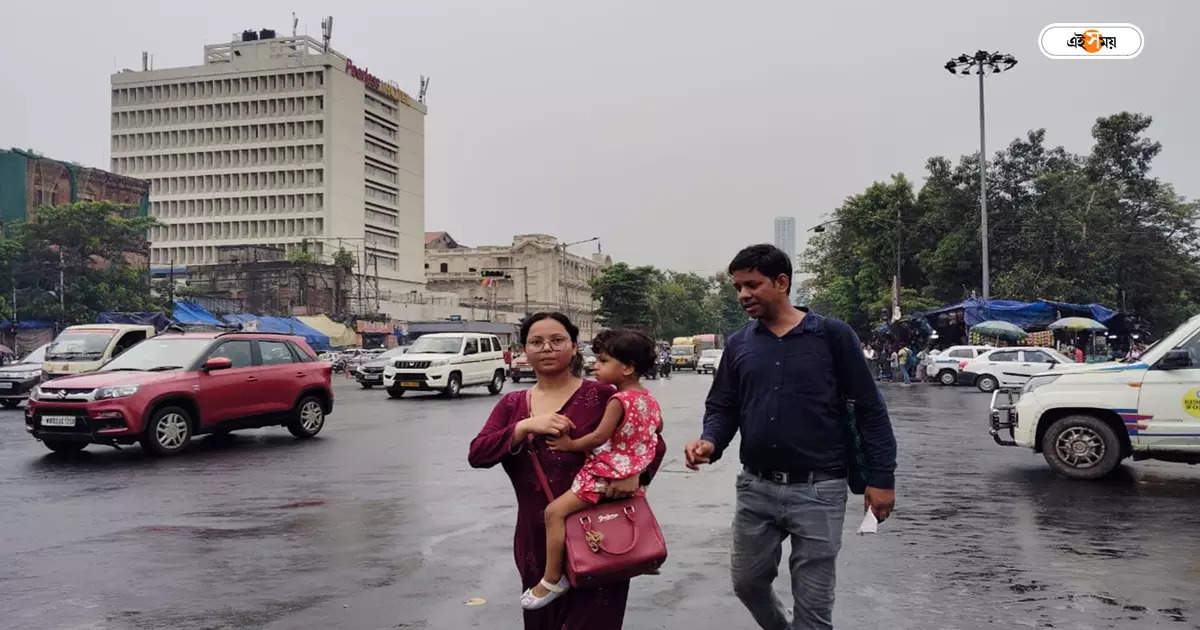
[897,345,911,386]
[889,347,900,382]
[684,244,897,630]
[863,343,878,380]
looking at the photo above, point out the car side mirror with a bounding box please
[1158,349,1192,370]
[203,357,233,371]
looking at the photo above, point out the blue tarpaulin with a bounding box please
[220,314,331,351]
[97,311,173,332]
[0,320,55,329]
[922,298,1118,329]
[171,300,225,327]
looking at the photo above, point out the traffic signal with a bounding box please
[480,270,505,278]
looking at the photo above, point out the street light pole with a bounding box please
[558,237,599,320]
[977,65,988,302]
[945,50,1017,302]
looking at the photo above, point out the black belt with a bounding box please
[744,466,847,485]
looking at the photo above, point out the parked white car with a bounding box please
[382,333,507,399]
[990,313,1200,480]
[697,349,723,374]
[926,345,993,386]
[961,347,1074,393]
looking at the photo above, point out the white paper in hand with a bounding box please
[857,509,879,535]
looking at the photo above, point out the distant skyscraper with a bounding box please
[774,217,797,304]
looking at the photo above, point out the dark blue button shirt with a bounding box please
[701,311,897,489]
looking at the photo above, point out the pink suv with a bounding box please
[25,332,333,455]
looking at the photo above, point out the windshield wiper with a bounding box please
[148,365,183,372]
[105,367,145,372]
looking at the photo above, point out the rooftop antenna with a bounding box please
[418,75,430,103]
[142,51,148,71]
[292,12,298,37]
[320,16,333,52]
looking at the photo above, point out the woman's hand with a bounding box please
[604,475,641,499]
[522,413,575,438]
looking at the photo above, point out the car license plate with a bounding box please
[41,415,77,427]
[0,382,12,389]
[400,381,420,388]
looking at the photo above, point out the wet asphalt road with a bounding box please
[1,373,1199,630]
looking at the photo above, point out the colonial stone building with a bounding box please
[0,148,150,222]
[424,233,610,338]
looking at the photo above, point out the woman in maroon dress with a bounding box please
[469,313,666,629]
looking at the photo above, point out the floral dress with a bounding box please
[570,389,663,504]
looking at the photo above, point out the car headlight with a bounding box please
[95,385,141,400]
[1022,375,1060,394]
[7,370,41,379]
[431,358,449,367]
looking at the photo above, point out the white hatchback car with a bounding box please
[926,345,993,386]
[382,333,507,398]
[697,349,723,374]
[962,347,1074,393]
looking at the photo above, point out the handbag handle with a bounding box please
[526,390,558,503]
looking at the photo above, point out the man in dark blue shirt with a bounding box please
[685,244,897,630]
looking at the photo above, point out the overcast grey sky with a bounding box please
[3,1,1196,274]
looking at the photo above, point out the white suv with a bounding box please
[926,345,993,386]
[383,333,507,399]
[962,347,1073,393]
[990,313,1200,479]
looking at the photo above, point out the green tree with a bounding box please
[591,263,657,329]
[803,112,1200,335]
[333,248,357,269]
[13,201,161,323]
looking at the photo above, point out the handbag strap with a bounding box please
[525,389,557,503]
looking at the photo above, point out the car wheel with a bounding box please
[43,439,86,454]
[487,370,505,395]
[976,374,999,393]
[511,375,521,383]
[1,399,21,409]
[1042,415,1122,480]
[387,387,405,399]
[939,370,957,386]
[288,396,326,439]
[444,373,462,398]
[140,406,192,456]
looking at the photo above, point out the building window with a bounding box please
[440,263,448,273]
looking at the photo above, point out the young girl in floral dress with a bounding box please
[520,329,664,610]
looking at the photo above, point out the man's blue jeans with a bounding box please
[730,470,848,630]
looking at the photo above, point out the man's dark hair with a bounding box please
[519,312,580,344]
[592,329,656,376]
[728,243,792,291]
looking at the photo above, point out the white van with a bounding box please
[382,333,507,398]
[42,324,157,379]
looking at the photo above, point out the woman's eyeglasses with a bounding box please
[526,337,571,351]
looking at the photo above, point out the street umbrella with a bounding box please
[1048,317,1107,332]
[970,320,1028,341]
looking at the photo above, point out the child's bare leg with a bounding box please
[531,491,591,597]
